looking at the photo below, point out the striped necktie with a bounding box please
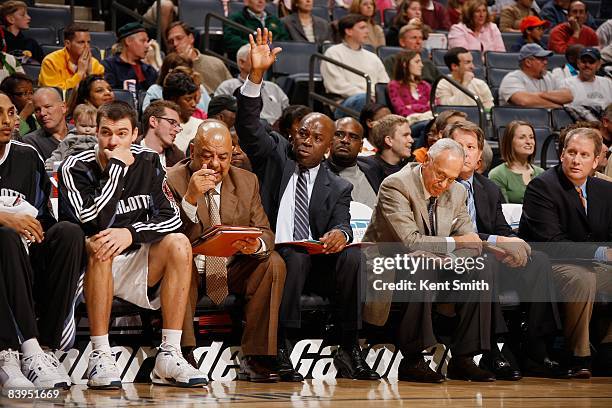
[459,179,478,232]
[575,186,587,213]
[205,189,228,305]
[293,166,310,240]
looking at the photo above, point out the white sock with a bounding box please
[160,329,182,350]
[90,334,112,353]
[22,338,44,359]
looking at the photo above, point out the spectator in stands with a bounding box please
[282,0,333,44]
[59,101,207,389]
[435,47,494,110]
[278,104,312,140]
[102,22,158,93]
[511,15,550,52]
[224,0,289,60]
[72,103,97,137]
[447,0,465,25]
[419,0,451,30]
[597,19,612,46]
[558,121,612,181]
[448,0,505,53]
[488,120,544,203]
[215,43,289,124]
[328,118,379,207]
[22,88,69,160]
[500,0,540,33]
[383,21,442,83]
[207,95,238,130]
[350,0,385,47]
[360,114,413,184]
[142,53,210,113]
[0,50,24,83]
[548,1,598,54]
[551,44,582,85]
[66,75,114,118]
[163,71,203,153]
[563,48,612,113]
[412,109,467,163]
[602,103,612,147]
[39,25,104,91]
[359,102,391,154]
[540,0,598,30]
[388,50,433,117]
[140,100,185,168]
[321,14,389,118]
[0,92,84,390]
[0,73,36,136]
[0,1,43,63]
[236,29,381,382]
[499,43,572,107]
[165,21,232,95]
[386,0,423,46]
[519,127,612,379]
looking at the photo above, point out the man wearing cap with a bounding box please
[102,22,158,92]
[548,1,598,54]
[207,95,238,130]
[562,48,612,111]
[499,43,572,108]
[500,0,541,33]
[38,24,104,90]
[510,16,550,52]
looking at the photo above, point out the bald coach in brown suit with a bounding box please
[167,119,286,383]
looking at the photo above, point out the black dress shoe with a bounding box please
[333,345,380,380]
[237,356,280,383]
[447,356,495,382]
[398,357,445,383]
[522,356,572,379]
[277,348,304,382]
[569,356,592,379]
[479,352,522,381]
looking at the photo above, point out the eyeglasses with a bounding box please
[155,116,182,130]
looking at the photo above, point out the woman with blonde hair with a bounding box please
[349,0,385,47]
[448,0,505,52]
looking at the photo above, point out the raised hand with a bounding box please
[248,28,282,84]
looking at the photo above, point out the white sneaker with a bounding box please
[150,343,208,387]
[21,352,70,389]
[44,352,72,387]
[0,350,34,388]
[86,349,122,390]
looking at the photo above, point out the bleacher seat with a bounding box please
[486,51,521,70]
[551,108,574,131]
[312,6,329,21]
[22,64,41,86]
[27,7,72,42]
[376,46,403,61]
[501,32,522,51]
[333,6,349,21]
[432,49,483,67]
[492,106,550,129]
[179,0,225,31]
[41,44,62,57]
[548,53,566,70]
[383,9,397,26]
[271,41,319,77]
[89,31,118,50]
[22,27,56,46]
[375,82,389,106]
[113,89,136,109]
[486,67,512,89]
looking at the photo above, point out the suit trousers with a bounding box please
[181,252,286,356]
[277,246,362,332]
[395,260,494,357]
[552,263,612,356]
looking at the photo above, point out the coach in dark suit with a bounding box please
[447,121,568,379]
[520,127,612,378]
[235,29,379,382]
[167,120,286,382]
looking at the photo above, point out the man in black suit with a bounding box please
[447,121,569,379]
[235,29,379,382]
[520,127,612,378]
[327,117,379,208]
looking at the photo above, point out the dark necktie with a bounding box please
[428,197,437,236]
[293,166,310,240]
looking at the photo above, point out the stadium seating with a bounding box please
[22,27,56,46]
[375,82,389,106]
[28,6,72,42]
[179,0,225,31]
[113,89,136,110]
[88,31,118,51]
[333,6,349,21]
[501,32,522,51]
[551,108,574,131]
[486,51,521,70]
[22,64,41,86]
[383,8,397,26]
[311,6,330,21]
[271,41,319,77]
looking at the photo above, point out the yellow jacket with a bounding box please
[38,48,104,90]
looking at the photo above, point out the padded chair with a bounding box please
[27,7,72,42]
[383,9,397,26]
[432,49,483,67]
[112,89,136,110]
[311,6,329,21]
[486,51,521,70]
[179,0,225,31]
[332,6,349,21]
[22,64,41,86]
[492,106,550,130]
[375,82,389,106]
[89,31,117,51]
[376,46,403,62]
[271,41,319,77]
[22,27,56,46]
[501,32,522,51]
[41,44,62,57]
[548,53,566,70]
[486,67,512,89]
[551,108,574,131]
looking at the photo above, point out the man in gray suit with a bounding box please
[363,138,496,383]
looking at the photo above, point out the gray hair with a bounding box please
[427,138,465,161]
[236,43,250,64]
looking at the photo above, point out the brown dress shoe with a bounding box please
[447,356,495,382]
[398,357,445,383]
[237,356,280,383]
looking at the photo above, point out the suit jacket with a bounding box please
[281,13,333,44]
[362,163,474,325]
[472,172,514,241]
[166,159,275,253]
[235,90,353,242]
[519,165,612,259]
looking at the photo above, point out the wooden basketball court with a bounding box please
[2,378,611,407]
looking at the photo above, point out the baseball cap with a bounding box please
[519,16,550,33]
[519,43,553,61]
[207,95,237,117]
[579,47,601,61]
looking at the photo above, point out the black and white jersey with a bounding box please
[0,140,55,230]
[58,144,181,243]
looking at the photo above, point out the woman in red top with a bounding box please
[387,50,432,117]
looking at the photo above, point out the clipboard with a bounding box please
[192,225,263,257]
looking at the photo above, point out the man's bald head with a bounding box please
[33,87,63,102]
[190,119,233,184]
[32,87,66,133]
[293,112,334,168]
